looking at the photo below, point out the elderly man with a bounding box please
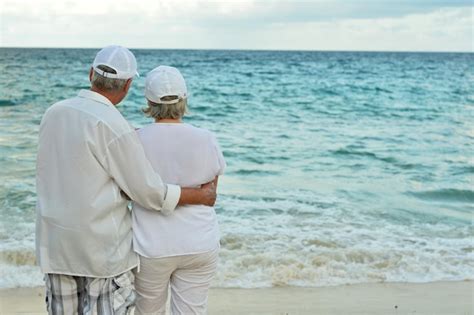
[35,45,216,314]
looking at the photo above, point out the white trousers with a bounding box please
[134,249,219,315]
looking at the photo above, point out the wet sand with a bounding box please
[1,281,472,314]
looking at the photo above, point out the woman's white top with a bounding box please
[132,123,226,258]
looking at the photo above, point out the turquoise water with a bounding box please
[0,48,473,288]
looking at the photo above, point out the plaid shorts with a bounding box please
[44,270,135,315]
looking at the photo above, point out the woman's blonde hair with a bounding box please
[142,96,188,120]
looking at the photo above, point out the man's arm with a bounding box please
[118,175,216,206]
[104,131,181,214]
[105,131,219,212]
[179,179,217,206]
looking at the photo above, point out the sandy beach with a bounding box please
[0,281,472,315]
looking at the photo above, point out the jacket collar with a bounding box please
[78,90,114,107]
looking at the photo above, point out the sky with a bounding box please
[0,0,472,52]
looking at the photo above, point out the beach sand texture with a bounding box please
[1,281,472,315]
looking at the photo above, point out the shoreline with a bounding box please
[1,280,472,314]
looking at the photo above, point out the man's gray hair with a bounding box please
[91,65,128,92]
[142,96,188,120]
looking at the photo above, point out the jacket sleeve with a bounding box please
[104,131,181,215]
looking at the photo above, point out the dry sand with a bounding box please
[0,281,472,314]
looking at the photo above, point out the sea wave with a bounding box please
[0,99,19,107]
[407,189,474,204]
[215,233,474,288]
[1,226,473,289]
[0,248,36,266]
[330,147,419,170]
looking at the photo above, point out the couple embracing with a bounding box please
[36,45,226,314]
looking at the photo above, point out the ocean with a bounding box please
[0,48,472,288]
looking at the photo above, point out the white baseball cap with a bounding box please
[92,45,139,79]
[145,66,187,104]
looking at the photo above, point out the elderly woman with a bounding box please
[133,66,226,314]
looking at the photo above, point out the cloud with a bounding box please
[255,8,473,51]
[2,0,471,21]
[0,0,472,51]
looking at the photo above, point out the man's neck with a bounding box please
[90,87,120,105]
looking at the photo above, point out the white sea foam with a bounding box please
[2,194,473,288]
[210,196,474,288]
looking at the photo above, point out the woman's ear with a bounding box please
[89,67,94,82]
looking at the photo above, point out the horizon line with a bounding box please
[0,46,472,54]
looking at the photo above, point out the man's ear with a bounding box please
[124,78,133,92]
[89,67,94,82]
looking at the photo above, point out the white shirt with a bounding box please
[36,90,181,278]
[132,123,226,258]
